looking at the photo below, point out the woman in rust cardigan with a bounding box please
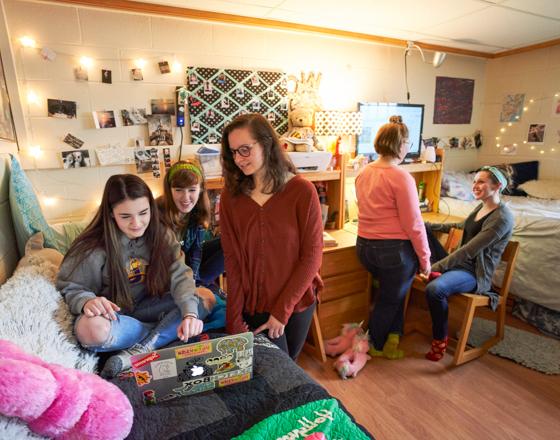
[220,113,323,360]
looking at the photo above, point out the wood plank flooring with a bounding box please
[299,327,560,440]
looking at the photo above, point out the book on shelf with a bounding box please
[323,231,337,247]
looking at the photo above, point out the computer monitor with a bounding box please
[356,102,425,162]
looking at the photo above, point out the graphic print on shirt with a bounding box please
[128,257,148,284]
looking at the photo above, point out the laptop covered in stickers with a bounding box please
[130,332,254,405]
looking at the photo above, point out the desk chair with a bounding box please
[404,228,520,366]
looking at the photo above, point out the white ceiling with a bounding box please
[133,0,560,54]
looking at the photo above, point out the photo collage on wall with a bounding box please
[186,67,288,144]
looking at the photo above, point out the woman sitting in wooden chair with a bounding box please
[422,165,514,361]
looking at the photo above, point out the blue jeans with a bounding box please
[199,238,225,285]
[78,294,210,353]
[357,237,419,351]
[425,270,477,340]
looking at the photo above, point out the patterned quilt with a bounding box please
[111,334,372,440]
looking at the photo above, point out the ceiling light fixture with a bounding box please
[404,41,447,103]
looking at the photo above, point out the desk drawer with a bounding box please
[321,271,369,303]
[318,292,369,340]
[321,247,362,277]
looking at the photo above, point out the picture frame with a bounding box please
[0,53,16,141]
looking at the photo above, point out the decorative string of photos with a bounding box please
[491,92,560,156]
[17,35,186,180]
[16,35,193,210]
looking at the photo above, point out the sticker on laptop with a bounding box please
[175,341,212,359]
[134,370,152,387]
[151,358,177,380]
[143,390,157,405]
[216,336,250,354]
[205,353,234,365]
[218,372,251,387]
[173,376,212,396]
[132,352,160,369]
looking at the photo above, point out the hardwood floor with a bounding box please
[299,327,560,440]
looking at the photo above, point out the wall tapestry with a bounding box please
[186,67,288,144]
[433,76,474,124]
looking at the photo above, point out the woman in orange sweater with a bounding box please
[220,113,323,360]
[355,116,431,359]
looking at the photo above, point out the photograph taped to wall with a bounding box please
[151,99,175,115]
[147,114,173,146]
[134,148,153,174]
[93,110,117,129]
[102,69,112,84]
[63,133,84,149]
[500,144,518,155]
[186,67,288,144]
[95,144,135,166]
[48,99,77,119]
[500,93,525,122]
[159,61,170,74]
[122,108,147,125]
[61,149,91,168]
[527,123,546,144]
[131,68,143,81]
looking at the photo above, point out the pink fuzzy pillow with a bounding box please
[0,339,133,439]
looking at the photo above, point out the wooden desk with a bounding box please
[305,213,466,362]
[305,229,370,362]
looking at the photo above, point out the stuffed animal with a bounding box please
[324,322,364,357]
[0,339,133,440]
[280,71,324,152]
[333,332,371,380]
[280,107,319,152]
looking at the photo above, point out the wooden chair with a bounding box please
[404,228,520,366]
[403,227,463,319]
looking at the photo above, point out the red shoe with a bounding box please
[426,337,448,361]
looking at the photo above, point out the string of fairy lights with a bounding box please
[492,93,560,156]
[17,35,175,213]
[18,35,185,161]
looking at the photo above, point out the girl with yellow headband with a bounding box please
[157,160,226,331]
[422,164,514,361]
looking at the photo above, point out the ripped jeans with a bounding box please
[77,294,210,353]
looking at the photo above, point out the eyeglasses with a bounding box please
[230,141,257,158]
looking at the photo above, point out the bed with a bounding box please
[0,154,372,439]
[439,164,560,337]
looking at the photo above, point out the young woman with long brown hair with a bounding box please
[220,113,323,360]
[157,160,225,330]
[57,174,210,377]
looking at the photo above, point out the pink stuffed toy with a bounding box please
[0,339,133,439]
[333,332,371,379]
[324,322,364,357]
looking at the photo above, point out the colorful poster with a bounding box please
[433,76,474,124]
[500,94,525,122]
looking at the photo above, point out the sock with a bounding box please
[382,333,404,360]
[100,331,160,379]
[425,337,448,362]
[368,333,404,360]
